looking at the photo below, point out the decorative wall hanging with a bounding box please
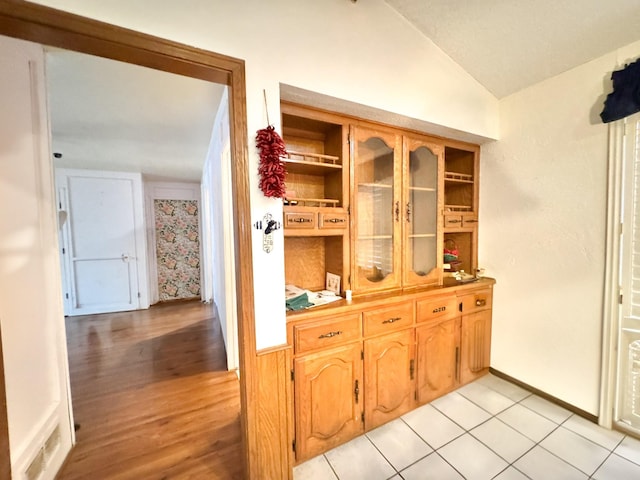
[256,90,287,198]
[601,57,640,123]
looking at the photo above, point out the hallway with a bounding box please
[58,301,242,479]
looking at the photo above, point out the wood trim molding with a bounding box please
[0,1,262,478]
[0,326,10,480]
[489,368,598,424]
[256,346,293,480]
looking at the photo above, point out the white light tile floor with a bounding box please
[293,374,640,480]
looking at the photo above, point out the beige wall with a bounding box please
[480,40,640,415]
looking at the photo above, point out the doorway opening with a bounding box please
[0,2,257,478]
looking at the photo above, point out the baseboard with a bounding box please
[489,368,598,424]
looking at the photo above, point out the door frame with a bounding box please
[0,1,258,478]
[600,120,624,429]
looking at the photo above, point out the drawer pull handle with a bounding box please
[448,219,462,224]
[326,218,345,223]
[466,219,478,224]
[382,317,402,324]
[291,217,312,223]
[318,330,342,339]
[476,299,486,307]
[354,379,360,404]
[432,306,447,314]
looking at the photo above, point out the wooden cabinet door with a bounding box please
[416,318,460,404]
[402,135,443,288]
[294,343,363,462]
[351,125,402,294]
[364,329,415,430]
[460,310,492,385]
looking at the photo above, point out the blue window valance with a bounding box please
[601,58,640,123]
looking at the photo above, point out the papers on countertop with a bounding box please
[285,284,342,310]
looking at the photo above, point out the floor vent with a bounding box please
[24,424,61,480]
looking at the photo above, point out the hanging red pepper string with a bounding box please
[256,92,287,198]
[256,125,287,198]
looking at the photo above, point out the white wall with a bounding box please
[480,40,640,415]
[0,35,73,479]
[31,0,499,350]
[202,88,239,370]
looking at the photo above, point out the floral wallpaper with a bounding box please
[154,199,201,301]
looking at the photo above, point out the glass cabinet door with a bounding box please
[352,126,402,293]
[403,137,442,287]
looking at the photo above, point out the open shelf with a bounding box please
[444,204,473,213]
[444,172,473,183]
[284,197,340,208]
[283,150,342,175]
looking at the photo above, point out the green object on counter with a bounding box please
[286,292,313,311]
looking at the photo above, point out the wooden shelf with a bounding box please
[444,172,473,184]
[358,182,393,190]
[283,151,341,175]
[357,235,393,241]
[444,204,473,212]
[408,233,436,239]
[284,197,339,208]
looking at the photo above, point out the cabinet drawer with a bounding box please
[444,215,463,228]
[285,212,315,229]
[293,313,361,354]
[460,288,492,314]
[319,212,348,229]
[462,216,479,228]
[416,295,459,324]
[363,302,413,337]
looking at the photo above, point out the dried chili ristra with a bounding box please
[256,125,287,198]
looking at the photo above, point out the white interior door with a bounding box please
[57,169,147,315]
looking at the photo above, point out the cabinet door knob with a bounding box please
[476,299,486,307]
[354,379,360,404]
[395,201,400,222]
[406,202,411,223]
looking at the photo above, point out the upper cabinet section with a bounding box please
[351,126,403,293]
[281,103,349,236]
[281,102,481,298]
[443,145,479,222]
[403,136,443,288]
[351,128,443,294]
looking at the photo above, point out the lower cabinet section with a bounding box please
[460,309,492,384]
[289,279,494,463]
[364,329,415,430]
[415,317,460,404]
[294,343,363,461]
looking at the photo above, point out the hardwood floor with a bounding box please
[58,301,243,480]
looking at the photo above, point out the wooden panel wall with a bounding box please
[256,346,293,480]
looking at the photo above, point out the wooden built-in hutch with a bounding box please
[282,101,493,463]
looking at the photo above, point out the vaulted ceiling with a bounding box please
[385,0,640,98]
